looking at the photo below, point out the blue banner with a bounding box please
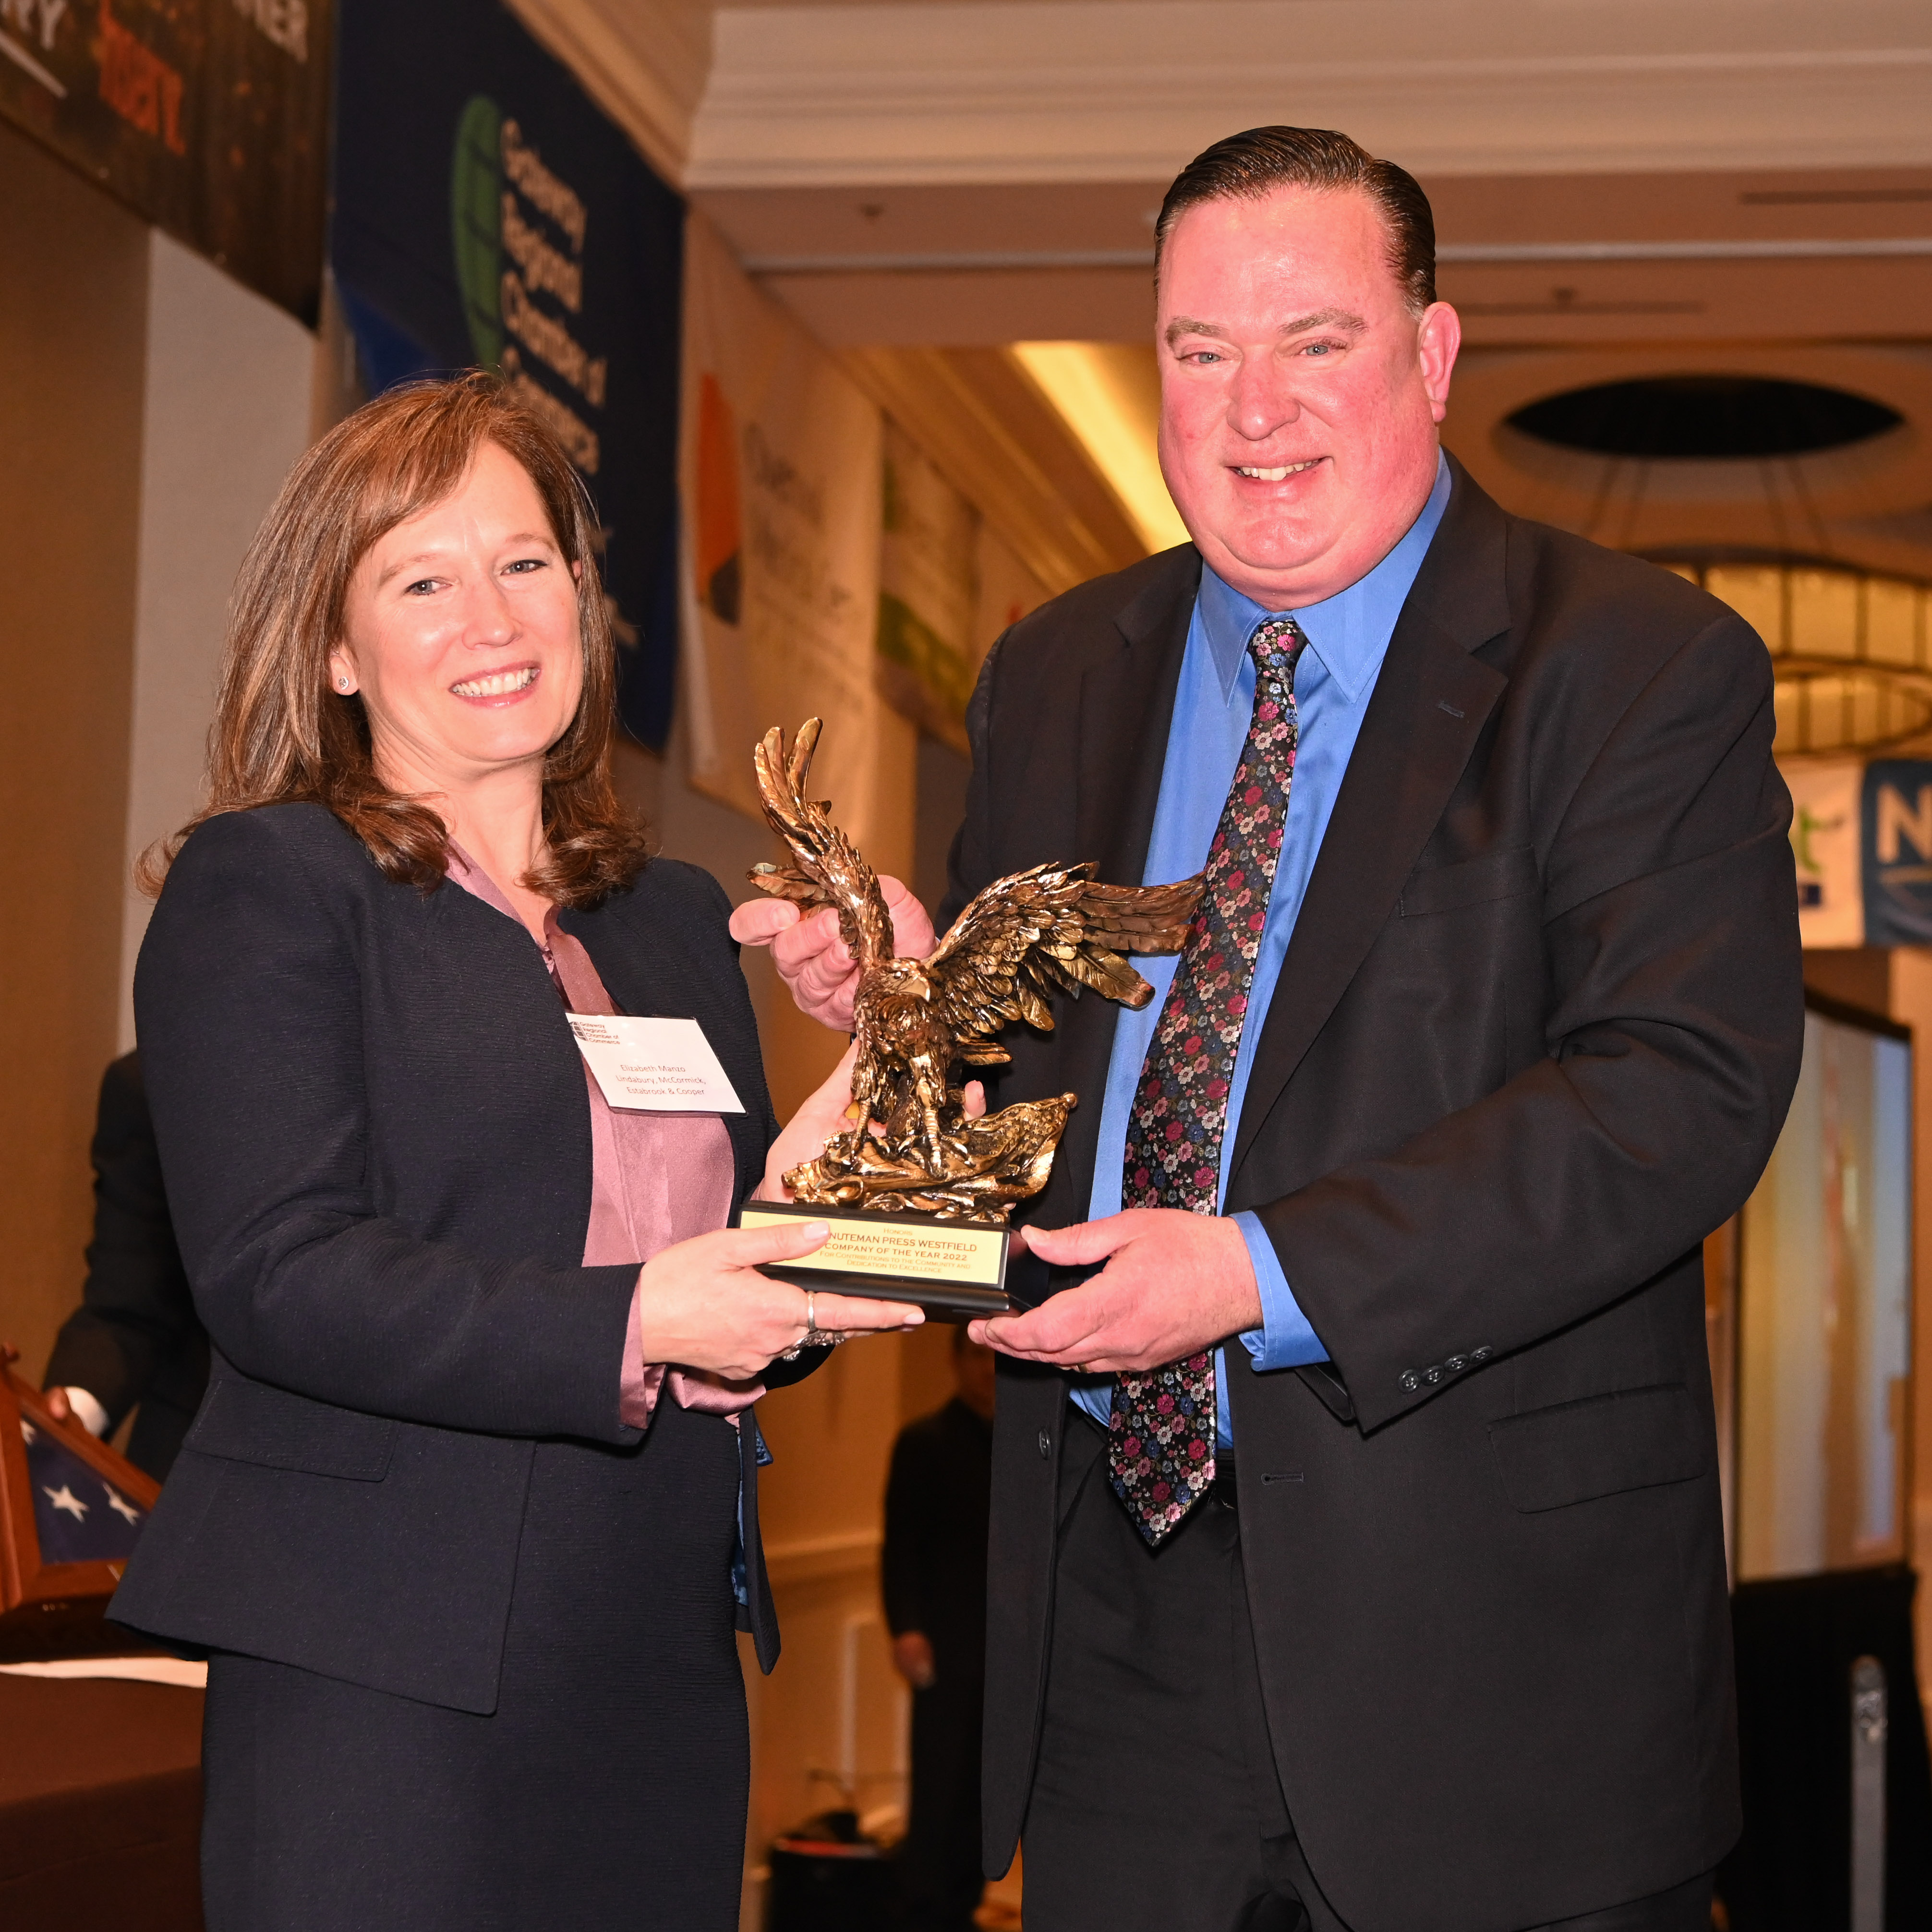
[1861,761,1932,946]
[331,0,683,749]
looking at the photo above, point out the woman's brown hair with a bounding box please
[144,371,650,906]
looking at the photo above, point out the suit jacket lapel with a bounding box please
[1041,550,1198,1221]
[1230,465,1513,1180]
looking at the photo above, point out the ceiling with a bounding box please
[700,165,1932,348]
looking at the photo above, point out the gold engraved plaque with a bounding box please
[738,1200,1010,1319]
[738,720,1201,1318]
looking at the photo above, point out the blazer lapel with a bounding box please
[1041,551,1198,1221]
[1229,467,1513,1179]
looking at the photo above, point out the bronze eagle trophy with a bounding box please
[746,719,1203,1234]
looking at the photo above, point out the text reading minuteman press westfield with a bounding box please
[737,1207,1006,1288]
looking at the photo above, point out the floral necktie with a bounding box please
[1110,614,1309,1546]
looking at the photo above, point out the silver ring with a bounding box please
[797,1291,847,1350]
[781,1289,819,1362]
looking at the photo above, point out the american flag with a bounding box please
[20,1417,146,1566]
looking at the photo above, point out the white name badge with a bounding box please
[566,1014,746,1114]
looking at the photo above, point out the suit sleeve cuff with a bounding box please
[1233,1211,1329,1369]
[618,1278,665,1429]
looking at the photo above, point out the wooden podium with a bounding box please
[0,1360,162,1659]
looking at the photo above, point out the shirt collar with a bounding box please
[1194,449,1453,705]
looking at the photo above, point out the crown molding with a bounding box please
[506,0,712,185]
[690,4,1932,188]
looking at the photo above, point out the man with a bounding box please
[43,1051,208,1479]
[882,1332,996,1932]
[736,128,1801,1932]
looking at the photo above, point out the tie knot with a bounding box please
[1248,614,1308,688]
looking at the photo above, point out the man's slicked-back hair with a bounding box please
[1155,126,1437,313]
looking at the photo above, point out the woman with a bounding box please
[112,374,920,1930]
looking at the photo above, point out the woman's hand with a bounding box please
[634,1217,921,1381]
[758,1042,863,1201]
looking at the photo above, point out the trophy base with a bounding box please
[736,1199,1012,1321]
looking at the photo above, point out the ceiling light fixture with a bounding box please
[1511,375,1901,461]
[1652,552,1932,757]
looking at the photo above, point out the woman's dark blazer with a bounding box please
[112,801,809,1712]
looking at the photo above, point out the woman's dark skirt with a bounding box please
[200,1398,749,1931]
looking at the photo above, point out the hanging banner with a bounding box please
[331,0,683,749]
[1786,760,1864,948]
[0,0,331,320]
[1862,760,1932,947]
[681,215,914,881]
[876,424,979,755]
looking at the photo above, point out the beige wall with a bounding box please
[117,234,317,1049]
[0,124,149,1382]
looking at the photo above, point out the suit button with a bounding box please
[1424,1365,1443,1386]
[1472,1345,1493,1362]
[1446,1355,1468,1373]
[1038,1430,1051,1459]
[1399,1370,1420,1392]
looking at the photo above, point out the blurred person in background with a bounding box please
[883,1331,996,1932]
[44,1051,208,1479]
[111,372,924,1932]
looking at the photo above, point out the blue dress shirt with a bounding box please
[1070,453,1452,1450]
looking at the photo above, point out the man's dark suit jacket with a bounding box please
[942,461,1804,1932]
[112,803,814,1710]
[44,1052,209,1479]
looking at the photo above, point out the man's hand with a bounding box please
[892,1631,936,1689]
[969,1210,1261,1371]
[728,876,937,1030]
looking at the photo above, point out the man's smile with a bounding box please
[1232,458,1324,482]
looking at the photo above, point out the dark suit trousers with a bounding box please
[1021,1415,1717,1932]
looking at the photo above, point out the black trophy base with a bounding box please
[736,1199,1012,1321]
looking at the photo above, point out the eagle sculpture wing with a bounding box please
[922,863,1203,1066]
[746,719,895,973]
